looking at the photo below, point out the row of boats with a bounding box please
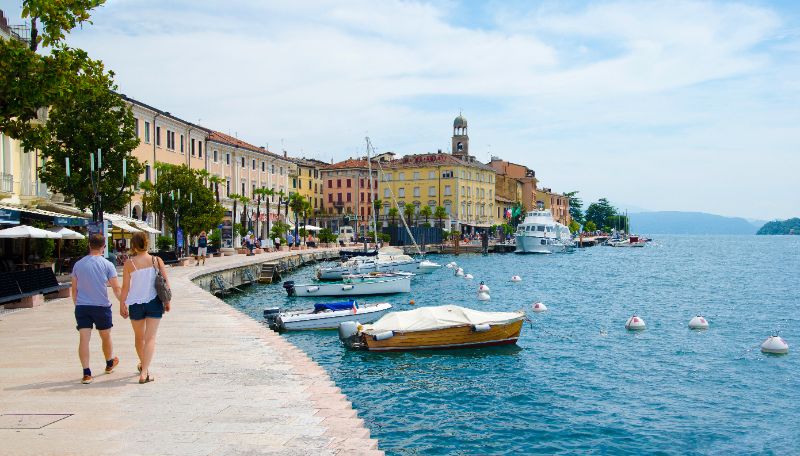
[268,248,526,351]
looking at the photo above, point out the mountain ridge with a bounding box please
[627,211,758,235]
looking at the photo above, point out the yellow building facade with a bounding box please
[289,157,325,213]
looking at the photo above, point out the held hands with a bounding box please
[120,303,129,319]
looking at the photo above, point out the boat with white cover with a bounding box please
[515,210,574,254]
[263,300,392,331]
[338,305,526,351]
[317,247,441,280]
[283,272,412,297]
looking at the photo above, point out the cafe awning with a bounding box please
[109,220,141,233]
[133,222,161,234]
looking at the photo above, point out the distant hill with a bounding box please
[628,211,758,235]
[757,218,800,235]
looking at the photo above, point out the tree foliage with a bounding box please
[141,163,224,238]
[563,191,584,224]
[38,54,143,217]
[434,205,447,228]
[23,0,105,50]
[568,220,581,234]
[403,203,416,226]
[757,218,800,235]
[584,198,617,231]
[388,206,399,226]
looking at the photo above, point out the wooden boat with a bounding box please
[338,305,525,351]
[263,300,392,331]
[282,273,412,297]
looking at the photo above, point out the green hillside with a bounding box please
[757,218,800,235]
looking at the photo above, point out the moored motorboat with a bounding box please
[338,305,526,351]
[264,300,392,331]
[283,273,412,297]
[317,247,441,280]
[515,210,574,254]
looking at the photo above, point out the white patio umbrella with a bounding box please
[0,225,62,269]
[303,225,322,231]
[47,226,85,240]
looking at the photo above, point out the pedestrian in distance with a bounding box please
[196,230,208,266]
[70,233,122,384]
[119,232,171,384]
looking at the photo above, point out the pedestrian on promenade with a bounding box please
[196,231,208,266]
[119,232,171,384]
[287,232,295,247]
[70,233,122,384]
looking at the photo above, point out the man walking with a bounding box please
[71,233,122,384]
[196,230,208,266]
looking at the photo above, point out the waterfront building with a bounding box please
[319,159,379,235]
[536,187,571,226]
[488,158,537,213]
[288,156,326,224]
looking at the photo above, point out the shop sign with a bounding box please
[0,209,20,225]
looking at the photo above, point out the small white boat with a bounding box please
[283,273,412,297]
[264,300,392,331]
[317,247,441,280]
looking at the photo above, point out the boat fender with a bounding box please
[282,281,296,297]
[372,331,394,341]
[306,286,319,293]
[342,285,354,291]
[338,321,360,342]
[473,324,491,332]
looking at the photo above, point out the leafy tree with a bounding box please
[209,175,224,203]
[288,193,306,244]
[318,228,336,243]
[23,0,106,51]
[37,53,143,221]
[563,191,584,224]
[607,215,629,233]
[403,203,416,226]
[757,218,800,235]
[419,205,432,226]
[141,163,223,244]
[270,221,290,243]
[584,198,617,232]
[388,206,399,227]
[568,220,581,234]
[434,205,447,229]
[584,221,597,232]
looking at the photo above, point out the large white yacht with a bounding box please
[515,210,574,254]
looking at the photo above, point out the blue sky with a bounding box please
[2,0,798,219]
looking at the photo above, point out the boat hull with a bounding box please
[318,260,431,280]
[362,319,524,351]
[515,235,567,254]
[292,276,411,297]
[279,304,392,330]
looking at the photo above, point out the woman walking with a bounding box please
[119,232,171,383]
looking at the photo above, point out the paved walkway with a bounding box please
[0,249,383,456]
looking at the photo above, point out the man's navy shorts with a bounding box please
[75,305,113,331]
[129,297,164,321]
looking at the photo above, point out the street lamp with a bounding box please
[65,149,128,223]
[159,189,192,255]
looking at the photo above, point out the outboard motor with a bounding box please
[263,307,281,330]
[282,281,296,297]
[338,321,361,349]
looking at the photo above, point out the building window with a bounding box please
[241,182,246,195]
[213,150,218,162]
[308,180,312,190]
[442,170,453,178]
[191,138,196,156]
[144,164,151,182]
[165,129,172,149]
[134,118,139,138]
[360,192,364,202]
[226,153,230,165]
[156,126,161,146]
[328,179,333,188]
[399,172,405,181]
[198,141,203,158]
[261,162,265,172]
[337,193,342,202]
[444,185,451,196]
[428,171,435,179]
[252,159,256,170]
[337,179,341,188]
[360,178,364,188]
[271,164,275,174]
[180,134,184,153]
[347,193,351,202]
[226,179,230,196]
[346,179,352,188]
[144,121,150,143]
[292,178,297,189]
[384,173,392,181]
[413,187,420,197]
[413,172,420,180]
[461,186,465,196]
[252,184,256,196]
[398,187,405,198]
[241,157,245,168]
[428,186,436,196]
[280,167,283,175]
[328,194,333,203]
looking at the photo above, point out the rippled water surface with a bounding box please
[225,236,800,455]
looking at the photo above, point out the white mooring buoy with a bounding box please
[477,291,491,301]
[511,275,522,282]
[464,274,474,280]
[532,302,547,312]
[446,262,456,269]
[455,268,464,277]
[688,315,709,330]
[761,336,789,355]
[478,282,490,292]
[625,315,646,331]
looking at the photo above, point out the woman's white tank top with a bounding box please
[127,257,158,305]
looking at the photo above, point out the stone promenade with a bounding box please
[0,249,383,456]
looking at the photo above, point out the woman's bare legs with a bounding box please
[130,319,145,370]
[139,317,161,381]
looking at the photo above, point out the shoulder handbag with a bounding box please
[152,257,172,303]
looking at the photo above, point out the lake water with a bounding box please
[224,235,800,455]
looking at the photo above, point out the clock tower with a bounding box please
[451,113,469,159]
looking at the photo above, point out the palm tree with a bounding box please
[434,205,447,229]
[301,200,313,245]
[264,188,275,243]
[388,206,399,227]
[372,198,383,226]
[419,205,432,227]
[253,187,265,238]
[403,203,416,227]
[277,190,286,221]
[288,193,306,246]
[239,195,251,233]
[209,175,224,203]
